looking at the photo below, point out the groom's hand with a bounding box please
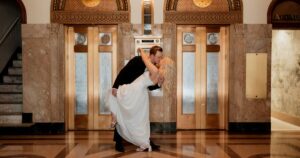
[112,88,118,97]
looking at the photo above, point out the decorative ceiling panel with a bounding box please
[164,0,242,24]
[51,0,129,24]
[64,0,117,12]
[176,0,229,12]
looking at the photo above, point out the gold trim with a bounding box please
[199,27,206,129]
[51,11,129,24]
[165,11,242,24]
[67,27,75,130]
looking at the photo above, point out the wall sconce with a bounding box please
[82,0,101,7]
[193,0,212,8]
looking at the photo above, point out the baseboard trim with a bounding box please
[272,111,300,127]
[228,122,271,133]
[150,122,176,133]
[0,123,65,135]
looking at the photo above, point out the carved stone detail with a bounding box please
[51,0,130,24]
[52,0,65,11]
[164,0,242,24]
[165,0,179,11]
[228,0,242,11]
[165,11,242,24]
[116,0,129,11]
[51,11,129,24]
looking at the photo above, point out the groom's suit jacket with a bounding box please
[112,56,159,90]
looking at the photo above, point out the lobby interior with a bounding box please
[0,0,300,157]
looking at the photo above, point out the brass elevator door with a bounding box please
[177,26,229,129]
[65,26,117,130]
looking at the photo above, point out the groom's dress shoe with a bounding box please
[115,142,124,152]
[150,141,160,151]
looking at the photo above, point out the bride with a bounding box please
[106,48,164,152]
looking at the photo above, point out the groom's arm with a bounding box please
[112,56,142,89]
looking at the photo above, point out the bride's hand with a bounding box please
[158,76,164,87]
[112,88,117,97]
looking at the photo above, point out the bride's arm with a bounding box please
[138,48,159,83]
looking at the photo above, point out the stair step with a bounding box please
[0,104,22,113]
[0,85,22,93]
[0,114,22,124]
[3,75,22,84]
[12,60,22,68]
[0,94,22,103]
[8,68,22,75]
[0,112,22,115]
[17,53,22,60]
[0,123,34,127]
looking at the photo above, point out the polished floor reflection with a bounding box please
[1,131,300,158]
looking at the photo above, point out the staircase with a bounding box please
[0,53,23,125]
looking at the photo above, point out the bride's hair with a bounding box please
[157,56,175,86]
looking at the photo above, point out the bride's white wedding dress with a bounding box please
[106,71,153,150]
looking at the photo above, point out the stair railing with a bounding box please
[0,16,21,74]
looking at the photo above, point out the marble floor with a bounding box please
[271,117,300,131]
[1,130,300,158]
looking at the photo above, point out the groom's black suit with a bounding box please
[112,56,159,152]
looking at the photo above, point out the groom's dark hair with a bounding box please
[150,46,163,56]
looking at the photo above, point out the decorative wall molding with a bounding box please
[51,11,129,24]
[165,11,242,24]
[164,0,242,24]
[52,0,65,11]
[268,0,300,29]
[165,0,179,11]
[228,0,242,11]
[116,0,129,11]
[51,0,130,24]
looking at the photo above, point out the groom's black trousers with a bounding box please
[113,128,122,143]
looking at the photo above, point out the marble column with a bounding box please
[229,24,272,131]
[22,24,65,122]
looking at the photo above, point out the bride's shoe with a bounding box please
[136,146,152,152]
[136,147,144,152]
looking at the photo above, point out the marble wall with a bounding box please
[229,24,272,122]
[272,30,300,117]
[22,24,65,122]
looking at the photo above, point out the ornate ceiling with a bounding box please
[51,0,129,24]
[51,0,243,25]
[164,0,243,24]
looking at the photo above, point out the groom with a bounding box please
[112,45,163,152]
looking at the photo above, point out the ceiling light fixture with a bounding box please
[193,0,212,8]
[82,0,101,7]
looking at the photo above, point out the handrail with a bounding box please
[0,16,20,45]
